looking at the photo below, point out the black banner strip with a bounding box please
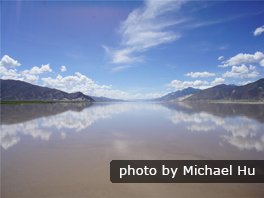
[110,160,264,183]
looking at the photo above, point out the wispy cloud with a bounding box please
[111,65,134,73]
[218,56,224,61]
[104,0,185,65]
[185,16,239,29]
[185,9,264,30]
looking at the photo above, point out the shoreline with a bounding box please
[1,100,264,105]
[0,100,93,105]
[207,100,264,104]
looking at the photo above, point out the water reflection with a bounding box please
[164,103,264,152]
[1,102,264,153]
[1,103,166,149]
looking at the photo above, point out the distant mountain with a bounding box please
[156,87,200,102]
[186,78,264,101]
[0,79,94,102]
[91,96,124,102]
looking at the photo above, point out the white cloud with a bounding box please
[185,14,248,30]
[168,79,209,90]
[22,64,52,75]
[167,77,227,91]
[41,72,130,99]
[223,65,260,79]
[0,66,20,80]
[104,46,143,64]
[41,72,165,99]
[0,56,163,99]
[218,56,224,61]
[0,55,21,67]
[237,80,253,86]
[211,77,225,86]
[0,59,52,83]
[253,25,264,36]
[0,55,21,81]
[0,69,39,83]
[23,74,39,83]
[185,71,215,78]
[220,51,264,67]
[60,65,67,72]
[260,59,264,67]
[104,0,185,65]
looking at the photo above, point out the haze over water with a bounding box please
[1,102,264,197]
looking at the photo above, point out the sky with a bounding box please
[1,0,264,99]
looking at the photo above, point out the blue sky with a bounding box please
[1,0,264,99]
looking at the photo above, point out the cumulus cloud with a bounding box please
[237,80,253,86]
[168,79,209,90]
[41,72,165,99]
[0,55,163,99]
[168,77,227,91]
[220,51,264,67]
[0,55,21,67]
[22,64,52,75]
[185,71,215,78]
[253,25,264,36]
[211,77,225,86]
[222,65,260,79]
[0,67,40,83]
[104,0,185,65]
[60,65,67,72]
[41,72,131,99]
[0,66,19,79]
[1,61,52,83]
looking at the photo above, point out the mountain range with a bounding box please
[0,79,94,102]
[156,87,200,102]
[1,78,264,103]
[186,78,264,101]
[158,78,264,102]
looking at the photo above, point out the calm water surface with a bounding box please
[1,102,264,198]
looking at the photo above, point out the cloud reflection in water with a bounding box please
[166,103,264,152]
[1,102,264,152]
